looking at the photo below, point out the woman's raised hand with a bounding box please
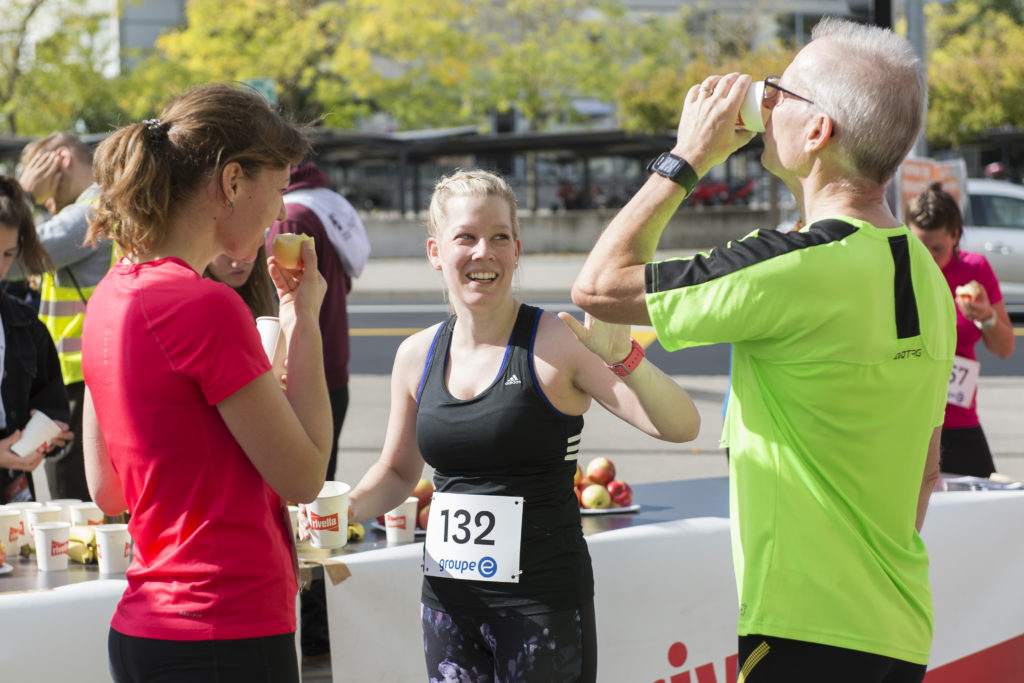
[557,311,633,366]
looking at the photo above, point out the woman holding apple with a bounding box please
[906,182,1015,477]
[348,169,700,682]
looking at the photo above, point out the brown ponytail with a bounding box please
[88,82,310,256]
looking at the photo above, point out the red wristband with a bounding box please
[606,338,645,377]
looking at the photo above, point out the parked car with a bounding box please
[961,178,1024,318]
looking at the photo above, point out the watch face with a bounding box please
[657,155,684,177]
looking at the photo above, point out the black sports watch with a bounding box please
[647,152,699,195]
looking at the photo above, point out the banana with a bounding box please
[347,521,365,542]
[68,525,98,564]
[69,525,96,547]
[68,540,95,564]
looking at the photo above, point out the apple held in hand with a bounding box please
[418,504,430,530]
[580,484,611,510]
[271,233,314,269]
[585,457,616,486]
[606,480,633,507]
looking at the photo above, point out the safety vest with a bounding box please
[37,194,113,385]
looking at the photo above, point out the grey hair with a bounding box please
[801,17,927,184]
[427,169,519,240]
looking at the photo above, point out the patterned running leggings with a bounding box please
[421,600,597,683]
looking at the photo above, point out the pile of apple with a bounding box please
[376,477,435,531]
[575,457,633,510]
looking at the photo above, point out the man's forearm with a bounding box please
[571,174,691,324]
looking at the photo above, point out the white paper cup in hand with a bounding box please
[34,521,70,571]
[737,80,766,132]
[26,505,61,541]
[69,502,105,526]
[384,497,419,544]
[308,481,350,550]
[256,316,287,383]
[10,411,63,457]
[94,523,132,574]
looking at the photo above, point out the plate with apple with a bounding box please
[575,457,639,515]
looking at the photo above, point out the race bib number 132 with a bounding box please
[423,491,523,583]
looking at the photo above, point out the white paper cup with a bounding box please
[384,497,419,544]
[0,506,24,561]
[26,505,61,541]
[256,316,287,383]
[10,411,63,457]
[34,521,70,571]
[308,481,350,550]
[288,505,300,540]
[4,501,42,555]
[737,80,766,132]
[69,502,105,526]
[94,523,132,574]
[48,498,82,524]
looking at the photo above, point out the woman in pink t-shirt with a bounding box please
[80,83,333,683]
[907,182,1015,476]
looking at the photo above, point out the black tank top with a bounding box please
[416,303,594,616]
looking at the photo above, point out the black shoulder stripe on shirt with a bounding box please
[887,233,921,339]
[645,219,858,294]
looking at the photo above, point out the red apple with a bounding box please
[585,457,616,486]
[573,463,583,487]
[580,484,611,510]
[606,480,633,507]
[417,504,430,530]
[376,515,385,526]
[412,478,434,512]
[575,487,583,507]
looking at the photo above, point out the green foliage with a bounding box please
[925,0,1024,146]
[614,8,796,134]
[0,0,126,135]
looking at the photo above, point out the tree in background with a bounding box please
[924,0,1024,147]
[615,7,795,134]
[145,0,480,129]
[0,0,125,135]
[465,0,626,131]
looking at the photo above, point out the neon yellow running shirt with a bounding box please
[646,217,955,664]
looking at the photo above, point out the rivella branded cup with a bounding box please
[308,481,351,550]
[384,497,419,544]
[10,411,63,458]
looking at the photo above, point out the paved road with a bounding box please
[335,254,1024,488]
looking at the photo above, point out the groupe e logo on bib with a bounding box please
[437,555,499,579]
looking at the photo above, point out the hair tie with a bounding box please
[142,118,169,138]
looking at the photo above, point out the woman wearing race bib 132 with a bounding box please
[347,169,701,682]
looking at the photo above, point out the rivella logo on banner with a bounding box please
[653,641,738,683]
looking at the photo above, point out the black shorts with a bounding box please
[738,635,926,683]
[940,424,996,477]
[108,628,299,683]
